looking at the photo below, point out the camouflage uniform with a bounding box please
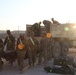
[4,30,15,51]
[40,36,48,65]
[28,36,38,67]
[51,18,60,25]
[31,22,41,36]
[43,20,51,33]
[46,38,53,60]
[16,34,28,72]
[38,37,44,65]
[38,34,53,65]
[0,39,4,71]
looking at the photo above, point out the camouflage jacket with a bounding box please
[16,37,28,55]
[4,35,15,51]
[40,37,54,50]
[0,39,4,57]
[28,37,39,48]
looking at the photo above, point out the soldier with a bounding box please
[38,33,45,65]
[0,39,4,71]
[51,18,60,25]
[43,20,52,33]
[4,30,15,51]
[38,32,53,65]
[28,32,38,67]
[31,22,41,36]
[46,33,53,60]
[40,32,48,65]
[16,34,28,73]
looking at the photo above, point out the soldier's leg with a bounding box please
[32,48,37,66]
[43,49,48,66]
[17,55,23,71]
[17,54,25,74]
[47,48,52,60]
[17,55,20,66]
[38,51,43,65]
[49,48,52,60]
[28,56,33,67]
[0,58,3,71]
[31,50,35,66]
[28,49,33,67]
[47,49,49,60]
[19,57,24,72]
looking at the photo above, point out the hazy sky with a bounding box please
[0,0,76,31]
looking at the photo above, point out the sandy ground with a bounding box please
[0,48,76,75]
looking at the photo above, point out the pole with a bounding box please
[18,26,20,34]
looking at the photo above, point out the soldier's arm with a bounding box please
[16,38,19,50]
[11,36,15,50]
[12,37,15,45]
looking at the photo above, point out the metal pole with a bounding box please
[18,26,20,34]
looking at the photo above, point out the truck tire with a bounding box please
[52,42,61,59]
[60,42,69,56]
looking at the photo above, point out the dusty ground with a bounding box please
[0,48,76,75]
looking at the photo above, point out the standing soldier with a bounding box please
[38,32,53,65]
[28,32,38,67]
[46,33,53,60]
[16,34,28,73]
[40,32,48,65]
[38,33,45,65]
[0,39,4,71]
[4,30,15,51]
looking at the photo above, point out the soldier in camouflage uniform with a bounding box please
[46,37,53,60]
[40,33,48,65]
[38,33,45,65]
[28,32,39,67]
[16,34,28,73]
[43,20,52,33]
[4,30,15,51]
[38,32,53,65]
[31,22,41,36]
[0,39,4,71]
[51,18,60,25]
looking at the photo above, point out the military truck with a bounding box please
[26,23,76,58]
[50,23,76,47]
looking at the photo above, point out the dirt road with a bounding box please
[0,48,76,75]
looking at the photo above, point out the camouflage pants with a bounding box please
[17,54,25,71]
[28,47,36,67]
[47,47,52,60]
[43,49,48,65]
[38,48,48,65]
[0,48,3,71]
[0,57,3,71]
[38,50,43,64]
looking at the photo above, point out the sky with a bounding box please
[0,0,76,31]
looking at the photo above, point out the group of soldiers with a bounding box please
[0,18,58,73]
[31,18,60,36]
